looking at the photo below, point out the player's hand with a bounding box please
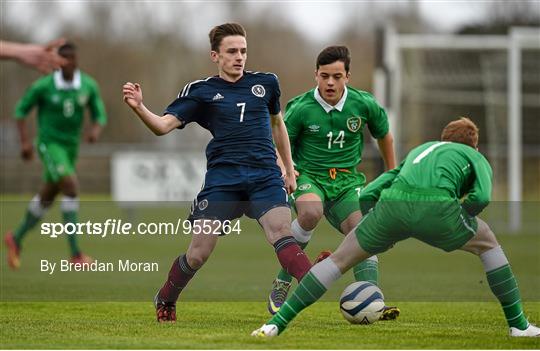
[284,171,297,194]
[123,82,143,109]
[18,38,68,74]
[280,167,299,179]
[85,124,102,143]
[20,142,33,161]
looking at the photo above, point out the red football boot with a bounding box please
[4,231,20,270]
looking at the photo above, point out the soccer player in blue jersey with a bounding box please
[123,23,313,322]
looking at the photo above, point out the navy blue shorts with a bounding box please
[189,165,289,221]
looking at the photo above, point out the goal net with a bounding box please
[376,27,540,232]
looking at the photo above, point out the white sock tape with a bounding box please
[311,258,342,289]
[28,194,46,217]
[291,218,313,244]
[61,196,79,213]
[480,245,509,272]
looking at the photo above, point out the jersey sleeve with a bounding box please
[14,79,43,119]
[88,80,107,126]
[462,153,493,216]
[284,98,303,155]
[365,93,389,139]
[267,73,281,115]
[164,84,204,129]
[359,160,404,214]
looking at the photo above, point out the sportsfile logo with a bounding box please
[40,218,242,238]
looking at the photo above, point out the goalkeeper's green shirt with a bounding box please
[14,70,107,146]
[361,141,493,217]
[284,86,389,171]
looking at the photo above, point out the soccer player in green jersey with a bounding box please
[253,117,540,337]
[268,46,399,320]
[4,41,107,269]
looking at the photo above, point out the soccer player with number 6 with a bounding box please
[253,117,540,338]
[4,41,107,269]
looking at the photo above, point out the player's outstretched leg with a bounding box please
[58,176,93,263]
[4,194,50,269]
[154,229,218,322]
[253,231,370,337]
[268,219,313,314]
[342,211,400,322]
[461,218,539,337]
[253,258,342,337]
[155,254,198,322]
[60,195,92,264]
[260,208,313,283]
[352,256,400,320]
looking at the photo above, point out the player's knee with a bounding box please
[59,177,78,197]
[462,221,499,256]
[341,215,361,234]
[297,207,323,229]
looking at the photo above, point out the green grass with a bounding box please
[1,195,539,348]
[0,302,539,349]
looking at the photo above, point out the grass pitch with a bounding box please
[1,302,539,349]
[1,195,539,348]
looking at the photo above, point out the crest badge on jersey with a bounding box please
[78,94,88,106]
[198,199,209,211]
[347,117,362,133]
[251,84,266,97]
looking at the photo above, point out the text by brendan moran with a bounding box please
[40,259,159,274]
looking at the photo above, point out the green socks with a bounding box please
[269,258,342,333]
[13,195,83,257]
[481,246,528,330]
[61,196,81,256]
[353,256,379,285]
[13,195,46,248]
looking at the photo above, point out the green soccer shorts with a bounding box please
[355,183,478,254]
[291,168,366,231]
[37,140,78,183]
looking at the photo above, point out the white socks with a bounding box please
[310,258,342,289]
[480,245,508,272]
[291,218,312,245]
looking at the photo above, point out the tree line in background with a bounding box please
[1,1,538,194]
[1,1,538,146]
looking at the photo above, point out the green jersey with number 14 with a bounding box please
[14,70,107,146]
[284,86,389,172]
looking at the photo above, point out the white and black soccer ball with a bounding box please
[340,281,385,324]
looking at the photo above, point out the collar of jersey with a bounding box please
[314,86,348,113]
[53,69,81,90]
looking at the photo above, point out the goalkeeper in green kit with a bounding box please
[254,117,540,337]
[4,41,107,269]
[268,46,399,320]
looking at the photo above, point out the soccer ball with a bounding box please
[339,281,385,324]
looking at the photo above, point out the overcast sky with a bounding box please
[3,1,493,45]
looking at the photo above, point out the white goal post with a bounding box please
[375,26,540,232]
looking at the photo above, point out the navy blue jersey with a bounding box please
[164,71,281,169]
